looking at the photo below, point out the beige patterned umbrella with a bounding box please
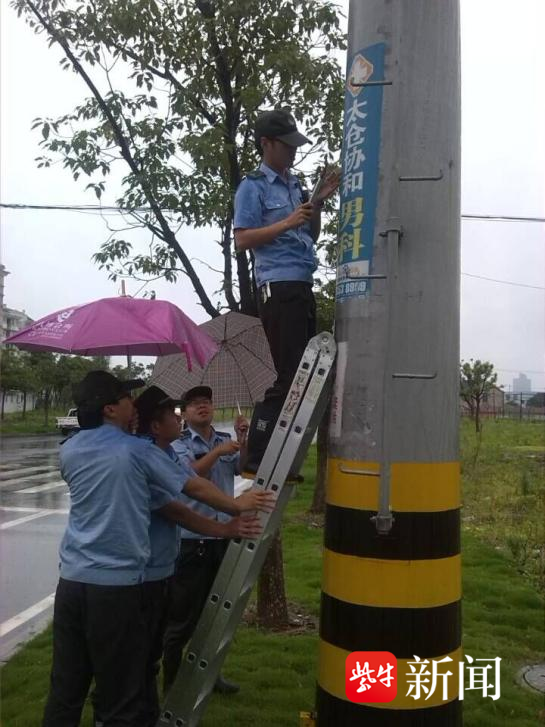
[150,312,276,408]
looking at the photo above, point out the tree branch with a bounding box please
[23,0,219,318]
[108,39,219,127]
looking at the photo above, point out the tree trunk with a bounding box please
[220,215,238,312]
[256,531,289,629]
[23,391,27,419]
[475,398,480,433]
[26,0,219,320]
[1,390,5,421]
[44,390,50,426]
[237,249,257,316]
[310,409,329,514]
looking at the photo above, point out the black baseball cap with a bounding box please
[73,370,144,411]
[134,385,183,433]
[182,385,213,409]
[254,109,311,148]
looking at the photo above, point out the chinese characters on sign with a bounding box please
[345,652,502,704]
[336,43,386,302]
[407,654,502,701]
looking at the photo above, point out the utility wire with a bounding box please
[0,202,545,290]
[1,202,544,223]
[462,272,544,290]
[462,214,545,223]
[2,203,543,290]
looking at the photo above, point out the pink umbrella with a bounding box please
[3,297,218,371]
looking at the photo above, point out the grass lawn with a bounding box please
[0,408,65,436]
[1,421,544,726]
[0,408,252,437]
[461,418,545,593]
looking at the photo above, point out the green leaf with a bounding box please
[15,0,345,315]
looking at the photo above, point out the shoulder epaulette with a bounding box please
[245,168,266,180]
[60,429,80,445]
[215,431,231,438]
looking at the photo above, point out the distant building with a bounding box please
[460,384,505,416]
[1,264,33,343]
[481,385,505,414]
[0,264,36,415]
[512,372,532,394]
[2,306,33,342]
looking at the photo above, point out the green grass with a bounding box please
[0,408,65,435]
[0,407,252,436]
[461,418,545,593]
[1,424,544,726]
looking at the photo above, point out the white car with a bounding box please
[55,407,79,435]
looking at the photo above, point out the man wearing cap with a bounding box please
[233,108,340,402]
[161,385,249,695]
[42,371,270,727]
[129,385,260,725]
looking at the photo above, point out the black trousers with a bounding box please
[257,281,316,400]
[91,579,171,727]
[42,578,148,727]
[140,579,171,727]
[162,539,228,693]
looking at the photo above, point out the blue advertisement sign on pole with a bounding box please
[336,43,386,302]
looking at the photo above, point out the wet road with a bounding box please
[0,434,67,662]
[0,427,249,663]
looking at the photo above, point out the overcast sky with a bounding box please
[1,0,544,391]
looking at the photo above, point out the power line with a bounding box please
[0,203,147,213]
[2,202,544,289]
[1,202,544,223]
[461,214,545,223]
[462,272,544,290]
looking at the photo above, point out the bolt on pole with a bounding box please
[317,1,462,725]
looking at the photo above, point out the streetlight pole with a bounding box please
[317,1,462,724]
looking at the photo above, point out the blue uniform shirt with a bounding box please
[59,424,190,586]
[144,442,195,582]
[172,426,239,540]
[233,162,317,287]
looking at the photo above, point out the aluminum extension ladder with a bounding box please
[157,331,337,727]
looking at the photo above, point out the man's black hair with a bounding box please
[77,407,104,430]
[136,403,171,435]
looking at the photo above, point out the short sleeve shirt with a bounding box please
[144,441,196,581]
[233,162,317,287]
[172,426,239,540]
[59,424,190,586]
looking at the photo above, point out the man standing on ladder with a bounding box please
[162,386,249,695]
[233,109,340,470]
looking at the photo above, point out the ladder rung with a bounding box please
[392,372,437,379]
[158,333,336,727]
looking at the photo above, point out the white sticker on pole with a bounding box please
[329,341,348,439]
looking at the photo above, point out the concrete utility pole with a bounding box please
[317,1,461,725]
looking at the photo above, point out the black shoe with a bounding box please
[245,398,284,472]
[245,399,308,482]
[213,675,240,695]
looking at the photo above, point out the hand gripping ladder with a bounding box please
[158,331,337,727]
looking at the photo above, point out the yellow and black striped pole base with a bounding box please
[317,458,462,726]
